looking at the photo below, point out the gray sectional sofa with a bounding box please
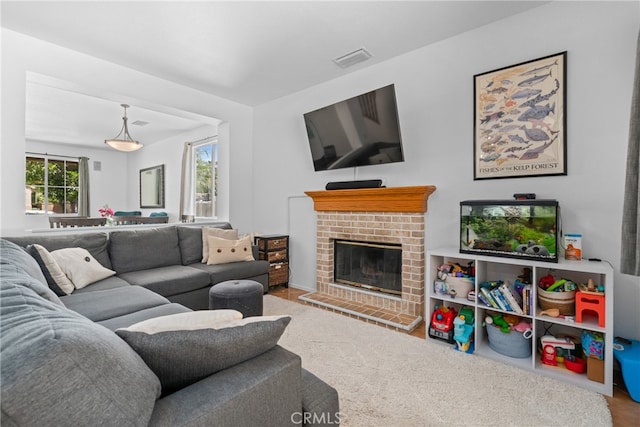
[0,225,340,426]
[5,222,269,310]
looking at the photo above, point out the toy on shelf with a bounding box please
[435,262,475,301]
[428,305,457,344]
[540,335,577,366]
[485,312,533,358]
[538,273,577,316]
[486,313,510,333]
[581,330,604,360]
[453,311,474,353]
[437,262,473,280]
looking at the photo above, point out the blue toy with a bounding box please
[453,314,474,353]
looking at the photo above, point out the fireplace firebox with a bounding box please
[334,239,402,295]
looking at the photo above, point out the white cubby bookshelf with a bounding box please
[426,248,614,396]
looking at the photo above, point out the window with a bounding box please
[194,140,218,218]
[25,156,79,215]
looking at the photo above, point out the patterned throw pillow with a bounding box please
[206,234,254,265]
[201,227,239,263]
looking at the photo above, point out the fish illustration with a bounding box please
[487,87,508,94]
[518,70,552,87]
[507,154,519,158]
[518,103,555,122]
[498,124,521,133]
[519,136,557,160]
[520,79,560,108]
[496,157,509,166]
[481,111,505,124]
[511,88,542,99]
[502,118,514,123]
[528,118,559,135]
[520,126,549,141]
[520,59,558,76]
[484,103,496,110]
[508,134,528,144]
[505,144,532,153]
[504,98,517,108]
[481,152,501,162]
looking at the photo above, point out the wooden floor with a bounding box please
[270,286,640,427]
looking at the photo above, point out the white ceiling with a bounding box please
[2,0,547,149]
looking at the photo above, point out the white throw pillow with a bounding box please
[27,244,75,295]
[201,227,239,263]
[51,247,116,289]
[123,310,243,334]
[206,234,254,265]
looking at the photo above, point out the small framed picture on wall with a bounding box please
[473,51,567,180]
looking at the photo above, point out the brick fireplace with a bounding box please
[302,186,436,332]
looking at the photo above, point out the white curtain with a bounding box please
[179,142,195,222]
[77,156,90,217]
[621,30,640,276]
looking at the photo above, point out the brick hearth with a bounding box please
[303,186,435,332]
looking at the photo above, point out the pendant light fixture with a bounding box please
[104,104,143,152]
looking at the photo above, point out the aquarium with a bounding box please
[460,200,559,262]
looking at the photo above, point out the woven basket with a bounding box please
[538,287,575,316]
[486,324,532,358]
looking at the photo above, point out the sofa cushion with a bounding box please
[50,247,116,289]
[60,285,171,322]
[71,275,130,293]
[0,277,160,426]
[177,223,232,265]
[189,259,270,285]
[5,232,112,269]
[27,244,75,295]
[109,226,182,273]
[206,234,254,265]
[116,313,290,395]
[118,265,211,297]
[0,239,47,285]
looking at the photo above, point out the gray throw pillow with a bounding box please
[116,312,291,395]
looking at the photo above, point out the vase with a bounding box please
[105,216,115,226]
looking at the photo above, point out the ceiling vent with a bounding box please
[333,48,372,69]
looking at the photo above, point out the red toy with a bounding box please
[429,305,457,343]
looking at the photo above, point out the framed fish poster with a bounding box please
[473,51,567,180]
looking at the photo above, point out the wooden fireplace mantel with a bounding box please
[305,185,436,213]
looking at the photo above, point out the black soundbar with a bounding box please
[325,179,384,190]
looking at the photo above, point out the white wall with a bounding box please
[252,2,640,339]
[1,29,255,235]
[126,125,218,222]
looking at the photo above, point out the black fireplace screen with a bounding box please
[334,239,402,295]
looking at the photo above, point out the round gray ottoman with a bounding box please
[208,280,263,317]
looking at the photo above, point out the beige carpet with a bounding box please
[263,295,612,427]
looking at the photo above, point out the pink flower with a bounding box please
[98,205,114,217]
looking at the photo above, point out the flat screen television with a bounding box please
[303,84,404,171]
